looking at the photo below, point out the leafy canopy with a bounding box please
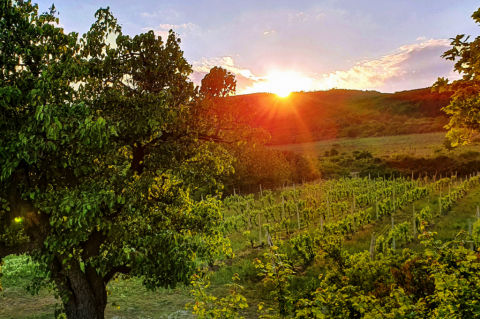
[434,8,480,146]
[200,66,237,98]
[0,1,234,317]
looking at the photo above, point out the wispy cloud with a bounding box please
[139,9,180,19]
[263,29,276,36]
[320,38,456,91]
[143,22,198,39]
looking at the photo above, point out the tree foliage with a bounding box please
[200,66,236,98]
[0,2,234,318]
[434,7,480,146]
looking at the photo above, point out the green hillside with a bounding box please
[229,88,452,144]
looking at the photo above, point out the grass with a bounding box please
[431,186,480,241]
[0,256,194,319]
[0,255,58,319]
[273,132,480,159]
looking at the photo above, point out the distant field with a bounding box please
[273,132,480,158]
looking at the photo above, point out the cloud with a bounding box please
[139,9,180,19]
[191,56,260,90]
[143,22,198,39]
[263,29,276,36]
[190,39,459,94]
[320,38,457,92]
[192,57,257,78]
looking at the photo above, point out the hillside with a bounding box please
[228,88,452,145]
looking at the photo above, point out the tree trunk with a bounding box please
[53,261,108,319]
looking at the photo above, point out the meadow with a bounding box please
[273,132,480,159]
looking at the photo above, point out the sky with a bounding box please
[36,0,480,94]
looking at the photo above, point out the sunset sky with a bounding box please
[36,0,480,94]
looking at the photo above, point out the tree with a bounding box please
[198,67,291,192]
[200,66,236,98]
[433,8,480,146]
[0,2,234,318]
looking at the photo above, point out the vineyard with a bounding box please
[185,173,480,318]
[4,173,480,318]
[223,173,480,254]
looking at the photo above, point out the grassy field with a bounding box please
[273,132,480,158]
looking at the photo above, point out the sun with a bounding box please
[242,70,314,97]
[264,71,299,97]
[275,90,291,98]
[239,70,318,96]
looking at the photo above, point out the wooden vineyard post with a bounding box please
[281,195,285,220]
[258,212,262,244]
[233,187,236,196]
[259,184,263,197]
[247,201,251,229]
[428,174,431,202]
[476,206,480,220]
[352,194,355,214]
[468,220,474,251]
[369,233,376,260]
[393,187,396,211]
[391,214,396,251]
[266,229,274,247]
[327,191,331,217]
[438,188,442,215]
[296,202,301,230]
[412,205,417,238]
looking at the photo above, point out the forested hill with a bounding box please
[228,88,452,145]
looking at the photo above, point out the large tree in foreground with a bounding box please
[0,2,234,318]
[434,7,480,146]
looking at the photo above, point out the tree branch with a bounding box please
[82,230,107,260]
[103,265,131,283]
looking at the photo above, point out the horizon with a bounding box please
[229,85,433,97]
